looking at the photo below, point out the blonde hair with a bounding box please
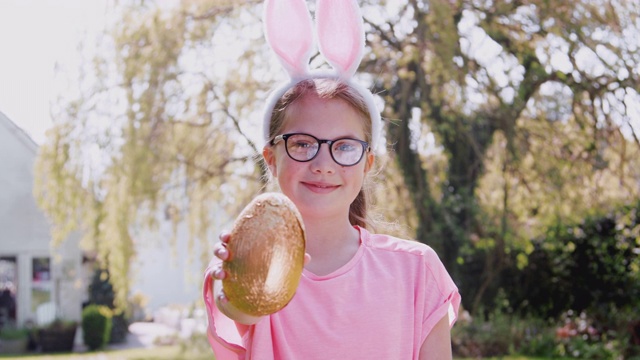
[266,78,374,229]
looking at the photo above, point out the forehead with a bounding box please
[282,93,368,138]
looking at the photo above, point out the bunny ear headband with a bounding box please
[262,0,382,150]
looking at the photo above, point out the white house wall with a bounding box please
[1,111,229,327]
[0,111,84,327]
[0,112,49,253]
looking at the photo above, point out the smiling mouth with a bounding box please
[302,182,339,191]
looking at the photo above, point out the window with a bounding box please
[32,257,52,313]
[0,257,17,327]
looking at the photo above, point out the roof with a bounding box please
[0,110,39,154]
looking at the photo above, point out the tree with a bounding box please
[35,0,640,314]
[361,0,640,311]
[33,0,415,310]
[35,0,270,308]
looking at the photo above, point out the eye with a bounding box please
[287,135,317,151]
[333,140,358,152]
[291,139,314,149]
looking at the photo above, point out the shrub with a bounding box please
[88,269,129,343]
[0,327,29,340]
[495,309,629,359]
[82,305,113,350]
[519,328,557,358]
[109,311,128,343]
[506,204,640,319]
[452,301,535,358]
[453,306,635,359]
[0,327,29,354]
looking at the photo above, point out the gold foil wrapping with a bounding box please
[223,193,306,316]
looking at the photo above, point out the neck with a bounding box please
[301,214,361,275]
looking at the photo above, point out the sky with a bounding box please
[1,1,637,146]
[0,1,206,310]
[0,0,494,149]
[0,0,110,144]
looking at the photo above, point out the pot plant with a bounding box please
[37,319,77,352]
[0,327,29,354]
[82,305,112,351]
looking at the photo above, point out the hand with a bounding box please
[210,231,311,324]
[209,232,245,321]
[212,232,311,279]
[211,232,230,281]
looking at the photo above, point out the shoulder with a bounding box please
[360,227,438,260]
[360,227,450,278]
[359,228,456,297]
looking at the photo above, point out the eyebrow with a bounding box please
[285,131,365,140]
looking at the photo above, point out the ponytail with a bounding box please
[349,187,369,229]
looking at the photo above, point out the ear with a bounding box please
[263,146,278,177]
[315,0,365,78]
[364,151,375,174]
[264,0,314,79]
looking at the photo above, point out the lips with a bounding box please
[301,181,340,193]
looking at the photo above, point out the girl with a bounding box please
[203,1,460,359]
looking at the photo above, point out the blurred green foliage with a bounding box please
[88,269,129,344]
[459,202,640,319]
[32,1,640,343]
[456,202,640,358]
[82,305,113,351]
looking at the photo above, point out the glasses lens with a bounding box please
[331,139,364,166]
[285,134,319,161]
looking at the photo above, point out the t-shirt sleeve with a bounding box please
[203,258,246,360]
[420,247,461,342]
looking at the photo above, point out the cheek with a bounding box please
[352,161,369,174]
[341,166,366,184]
[274,153,302,178]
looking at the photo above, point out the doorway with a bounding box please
[0,256,17,328]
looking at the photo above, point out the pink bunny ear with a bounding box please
[316,0,365,78]
[264,0,314,79]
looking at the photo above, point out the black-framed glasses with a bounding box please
[270,133,370,167]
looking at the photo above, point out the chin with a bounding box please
[300,202,350,220]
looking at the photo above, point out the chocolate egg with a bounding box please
[223,192,306,316]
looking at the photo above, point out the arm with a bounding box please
[419,314,452,360]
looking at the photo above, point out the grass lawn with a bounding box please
[0,346,213,360]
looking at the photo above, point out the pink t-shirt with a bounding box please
[203,227,460,360]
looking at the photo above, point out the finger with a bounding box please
[213,243,229,260]
[217,289,229,304]
[211,266,226,280]
[304,253,311,266]
[219,231,231,244]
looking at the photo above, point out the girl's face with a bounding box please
[263,93,374,222]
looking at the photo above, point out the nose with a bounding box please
[309,143,335,173]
